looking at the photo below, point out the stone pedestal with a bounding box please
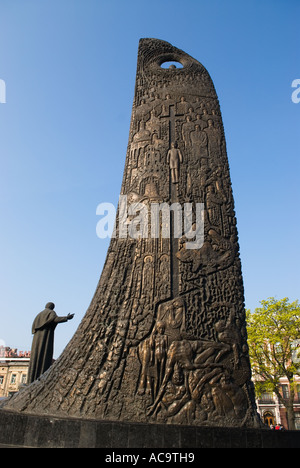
[0,409,299,448]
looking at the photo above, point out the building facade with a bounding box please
[0,347,30,398]
[256,376,300,430]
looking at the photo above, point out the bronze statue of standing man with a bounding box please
[27,302,74,384]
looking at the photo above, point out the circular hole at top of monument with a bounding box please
[160,60,184,70]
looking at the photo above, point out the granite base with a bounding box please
[0,409,299,448]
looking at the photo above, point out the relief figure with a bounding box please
[137,321,168,398]
[190,125,208,167]
[167,142,183,184]
[181,115,194,149]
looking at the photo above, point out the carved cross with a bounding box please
[160,103,182,297]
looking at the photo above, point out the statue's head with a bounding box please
[155,321,165,335]
[45,302,55,310]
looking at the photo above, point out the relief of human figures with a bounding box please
[137,298,250,425]
[137,321,168,398]
[137,298,185,399]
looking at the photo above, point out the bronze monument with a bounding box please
[27,302,74,383]
[3,39,259,428]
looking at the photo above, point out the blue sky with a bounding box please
[0,0,299,357]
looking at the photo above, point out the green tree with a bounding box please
[246,297,300,430]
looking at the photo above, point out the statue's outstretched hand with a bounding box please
[67,313,75,320]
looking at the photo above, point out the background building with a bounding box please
[255,376,300,430]
[0,347,30,398]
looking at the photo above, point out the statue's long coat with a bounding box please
[27,307,68,383]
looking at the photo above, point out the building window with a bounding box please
[281,384,289,399]
[0,375,4,385]
[21,374,27,384]
[10,374,16,384]
[260,392,274,402]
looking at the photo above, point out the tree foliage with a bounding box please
[246,297,300,429]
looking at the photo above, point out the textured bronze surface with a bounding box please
[3,39,259,427]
